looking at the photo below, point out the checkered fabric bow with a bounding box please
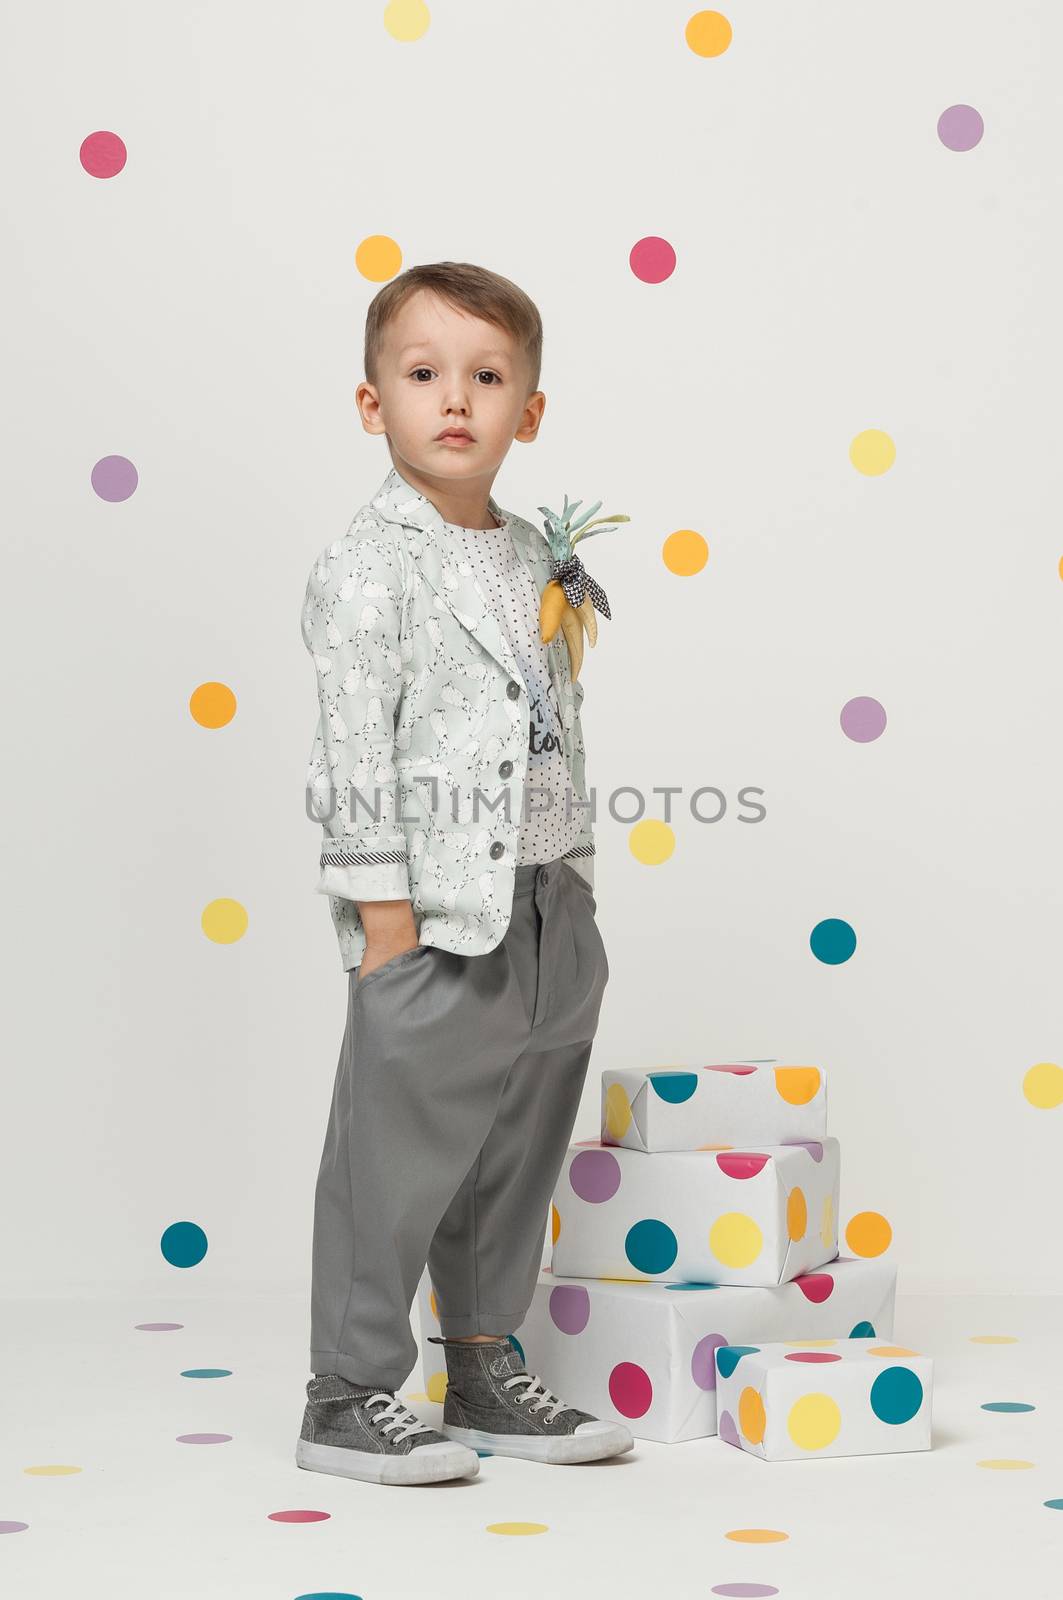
[547,551,612,621]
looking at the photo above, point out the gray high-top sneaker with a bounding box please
[296,1374,480,1485]
[429,1335,635,1465]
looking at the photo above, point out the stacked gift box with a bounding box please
[419,1059,930,1451]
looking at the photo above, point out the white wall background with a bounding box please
[3,0,1061,1301]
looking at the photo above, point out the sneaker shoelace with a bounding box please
[499,1372,574,1425]
[360,1392,436,1443]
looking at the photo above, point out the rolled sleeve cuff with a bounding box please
[316,834,411,902]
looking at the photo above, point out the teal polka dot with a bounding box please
[982,1401,1035,1413]
[1045,1500,1063,1511]
[625,1218,678,1275]
[648,1071,699,1103]
[715,1346,760,1380]
[870,1365,924,1424]
[665,1282,719,1291]
[180,1369,232,1379]
[810,918,857,964]
[161,1221,208,1268]
[507,1333,526,1365]
[850,1321,877,1338]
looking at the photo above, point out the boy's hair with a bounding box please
[363,261,543,396]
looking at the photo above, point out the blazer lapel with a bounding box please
[367,466,570,719]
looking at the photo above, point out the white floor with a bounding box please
[2,1292,1061,1600]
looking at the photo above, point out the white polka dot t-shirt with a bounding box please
[444,518,584,866]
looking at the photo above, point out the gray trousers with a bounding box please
[310,856,610,1389]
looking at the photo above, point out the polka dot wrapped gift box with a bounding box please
[602,1062,827,1153]
[551,1138,841,1287]
[417,1257,897,1444]
[713,1338,932,1461]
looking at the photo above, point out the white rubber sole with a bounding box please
[295,1435,480,1485]
[440,1419,635,1464]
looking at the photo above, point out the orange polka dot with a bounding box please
[189,681,237,728]
[662,528,709,575]
[845,1211,892,1257]
[551,1203,561,1245]
[738,1387,766,1445]
[787,1186,808,1241]
[774,1066,821,1105]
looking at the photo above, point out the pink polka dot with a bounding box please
[793,1272,835,1304]
[703,1064,757,1076]
[716,1152,770,1180]
[608,1361,653,1418]
[79,130,128,177]
[268,1509,331,1523]
[785,1351,842,1363]
[629,235,677,284]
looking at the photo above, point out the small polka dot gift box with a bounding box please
[417,1256,897,1443]
[550,1137,840,1287]
[713,1337,932,1461]
[602,1062,827,1153]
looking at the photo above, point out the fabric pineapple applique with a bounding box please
[536,495,631,682]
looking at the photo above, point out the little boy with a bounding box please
[296,261,631,1486]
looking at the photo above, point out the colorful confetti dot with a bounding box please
[80,130,127,177]
[845,1211,893,1257]
[938,103,984,151]
[486,1522,549,1536]
[91,454,138,501]
[1023,1061,1063,1109]
[629,236,677,284]
[161,1221,208,1269]
[201,898,249,944]
[189,683,237,729]
[725,1529,789,1544]
[976,1459,1034,1470]
[840,696,887,742]
[810,918,857,964]
[981,1401,1035,1413]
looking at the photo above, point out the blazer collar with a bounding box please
[365,464,569,716]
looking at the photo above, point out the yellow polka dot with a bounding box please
[1023,1061,1063,1110]
[425,1371,448,1404]
[774,1066,821,1105]
[850,428,896,475]
[845,1210,892,1257]
[662,527,709,575]
[355,233,403,282]
[189,681,237,729]
[23,1465,81,1476]
[604,1082,633,1140]
[738,1387,766,1444]
[710,1212,764,1269]
[629,819,676,865]
[783,1339,837,1348]
[970,1335,1019,1345]
[599,1275,653,1285]
[486,1521,549,1536]
[821,1193,834,1249]
[787,1187,807,1242]
[201,899,248,944]
[726,1529,789,1544]
[697,1143,734,1151]
[868,1346,920,1358]
[787,1392,841,1451]
[383,0,431,43]
[429,1286,438,1320]
[684,10,733,57]
[977,1459,1034,1470]
[402,1391,431,1403]
[551,1202,561,1245]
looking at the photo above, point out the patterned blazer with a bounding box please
[302,464,596,970]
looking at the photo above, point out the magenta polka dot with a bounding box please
[80,130,128,177]
[608,1360,653,1418]
[718,1409,740,1448]
[268,1508,331,1523]
[629,235,677,284]
[692,1333,729,1390]
[176,1433,231,1444]
[569,1147,621,1202]
[840,696,887,742]
[937,104,984,152]
[794,1272,835,1304]
[703,1064,757,1075]
[716,1152,770,1180]
[91,455,139,502]
[786,1350,842,1363]
[549,1283,591,1335]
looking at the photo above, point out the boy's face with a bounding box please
[357,290,545,494]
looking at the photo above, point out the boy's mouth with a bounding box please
[436,428,474,443]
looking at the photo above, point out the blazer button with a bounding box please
[489,841,504,860]
[506,680,521,700]
[498,759,513,778]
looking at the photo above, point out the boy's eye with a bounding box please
[409,368,501,385]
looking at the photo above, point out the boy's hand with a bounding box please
[356,898,419,981]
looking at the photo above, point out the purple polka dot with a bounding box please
[782,1139,824,1162]
[938,104,984,151]
[692,1333,729,1390]
[718,1409,741,1448]
[711,1587,779,1598]
[549,1283,590,1335]
[176,1433,232,1444]
[135,1322,184,1331]
[0,1522,30,1534]
[569,1148,621,1202]
[91,455,138,502]
[840,696,887,743]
